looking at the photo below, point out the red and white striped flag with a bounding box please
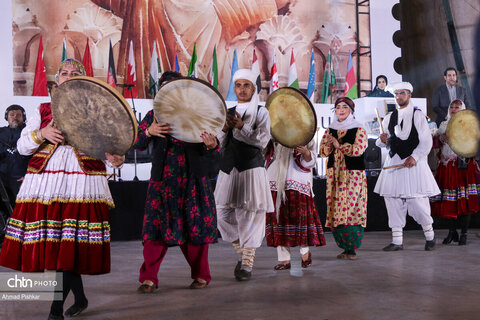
[124,40,138,98]
[269,51,279,94]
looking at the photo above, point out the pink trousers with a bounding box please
[139,240,211,286]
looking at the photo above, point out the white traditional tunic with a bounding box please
[214,103,274,212]
[374,103,440,198]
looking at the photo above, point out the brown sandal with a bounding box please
[274,262,291,270]
[189,279,208,289]
[137,283,157,293]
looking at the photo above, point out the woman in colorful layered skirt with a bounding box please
[0,59,125,320]
[136,71,219,293]
[320,97,367,260]
[430,99,479,245]
[265,139,326,270]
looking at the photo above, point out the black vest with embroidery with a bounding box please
[388,108,419,160]
[219,105,265,174]
[327,128,365,170]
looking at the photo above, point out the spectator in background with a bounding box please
[432,67,471,126]
[0,104,31,207]
[368,75,394,98]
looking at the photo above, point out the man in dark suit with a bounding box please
[432,67,471,125]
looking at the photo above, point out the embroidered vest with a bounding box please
[26,103,106,175]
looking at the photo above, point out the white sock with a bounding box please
[422,224,435,241]
[392,227,403,245]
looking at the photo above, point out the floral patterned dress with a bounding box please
[320,127,368,251]
[135,111,217,245]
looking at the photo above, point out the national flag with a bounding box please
[187,43,197,78]
[124,40,138,98]
[208,44,218,89]
[107,39,117,87]
[61,37,67,62]
[174,54,180,72]
[344,51,357,99]
[321,50,333,103]
[32,37,48,96]
[82,38,93,77]
[251,47,261,93]
[269,50,279,94]
[226,49,239,101]
[149,40,161,98]
[306,49,315,101]
[288,49,299,89]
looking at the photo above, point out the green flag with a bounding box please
[149,40,161,98]
[61,37,67,62]
[208,45,218,89]
[321,50,332,103]
[187,43,197,77]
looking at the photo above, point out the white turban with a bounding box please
[392,82,413,93]
[231,68,259,129]
[232,69,257,87]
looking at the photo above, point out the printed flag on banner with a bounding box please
[82,38,93,77]
[226,49,239,101]
[32,37,48,96]
[306,49,315,101]
[187,43,197,78]
[61,37,67,62]
[124,40,138,98]
[208,44,218,89]
[269,50,279,94]
[149,40,161,98]
[321,50,333,103]
[288,49,299,89]
[344,51,357,99]
[251,47,261,93]
[174,54,180,72]
[107,39,117,88]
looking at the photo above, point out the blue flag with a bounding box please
[226,49,239,101]
[174,54,180,72]
[306,50,315,101]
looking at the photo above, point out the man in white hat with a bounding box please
[215,69,273,281]
[374,82,440,251]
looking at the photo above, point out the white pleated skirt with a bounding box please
[215,167,274,212]
[374,154,440,198]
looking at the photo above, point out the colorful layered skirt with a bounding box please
[430,158,480,219]
[0,146,113,274]
[266,190,326,247]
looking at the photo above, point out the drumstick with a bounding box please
[383,164,406,170]
[375,108,384,134]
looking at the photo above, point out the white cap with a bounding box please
[392,82,413,93]
[232,69,257,87]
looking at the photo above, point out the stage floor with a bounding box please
[1,230,480,320]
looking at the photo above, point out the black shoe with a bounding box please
[425,239,436,251]
[234,261,242,273]
[458,233,467,245]
[64,301,88,317]
[382,243,403,251]
[442,230,459,244]
[48,314,64,320]
[235,269,251,281]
